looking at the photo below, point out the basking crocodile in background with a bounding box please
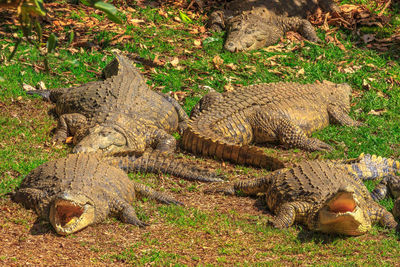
[28,55,188,155]
[206,154,399,235]
[182,81,362,170]
[12,152,224,235]
[209,0,339,52]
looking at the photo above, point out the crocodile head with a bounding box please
[224,12,281,52]
[314,186,372,235]
[49,192,95,235]
[73,125,128,154]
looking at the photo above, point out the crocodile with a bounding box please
[209,0,339,52]
[182,81,362,169]
[345,153,400,219]
[339,153,400,202]
[12,152,224,235]
[28,54,188,155]
[206,156,398,235]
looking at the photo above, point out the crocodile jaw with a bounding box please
[73,126,127,154]
[316,191,371,236]
[49,194,95,235]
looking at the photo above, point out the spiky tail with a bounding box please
[344,154,400,181]
[343,153,400,201]
[106,152,225,183]
[181,129,284,170]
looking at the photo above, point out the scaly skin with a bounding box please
[182,81,362,170]
[339,153,400,202]
[28,55,188,155]
[12,152,224,235]
[207,159,397,235]
[209,0,339,52]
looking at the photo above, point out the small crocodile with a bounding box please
[206,155,398,235]
[12,152,224,235]
[28,55,188,155]
[182,81,362,169]
[209,0,339,52]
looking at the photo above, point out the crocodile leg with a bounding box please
[319,0,340,13]
[11,188,47,213]
[393,197,400,219]
[132,182,183,205]
[53,113,88,144]
[251,110,332,151]
[208,10,226,32]
[111,198,148,227]
[328,104,364,127]
[367,201,398,229]
[157,92,189,134]
[279,16,320,43]
[148,128,177,154]
[190,91,223,118]
[271,201,313,229]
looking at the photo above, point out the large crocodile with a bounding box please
[206,155,398,235]
[209,0,339,52]
[182,81,362,170]
[28,55,188,154]
[12,152,224,235]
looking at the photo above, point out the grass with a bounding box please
[0,0,400,265]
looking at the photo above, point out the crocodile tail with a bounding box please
[345,153,400,181]
[181,129,284,170]
[107,152,225,183]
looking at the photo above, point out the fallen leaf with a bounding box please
[224,83,234,92]
[226,63,237,70]
[158,9,168,18]
[22,83,36,91]
[212,55,224,69]
[367,109,387,116]
[37,81,46,90]
[296,68,305,77]
[65,137,74,144]
[170,57,179,67]
[193,39,202,47]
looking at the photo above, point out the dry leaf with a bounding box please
[170,57,179,67]
[224,83,234,92]
[22,83,36,91]
[296,68,305,77]
[65,137,74,144]
[128,18,145,26]
[158,9,168,18]
[37,81,46,90]
[367,109,387,116]
[193,39,202,47]
[226,63,237,70]
[212,55,224,69]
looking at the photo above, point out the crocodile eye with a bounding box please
[100,130,111,137]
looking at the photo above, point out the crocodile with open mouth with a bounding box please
[206,155,398,235]
[12,152,225,235]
